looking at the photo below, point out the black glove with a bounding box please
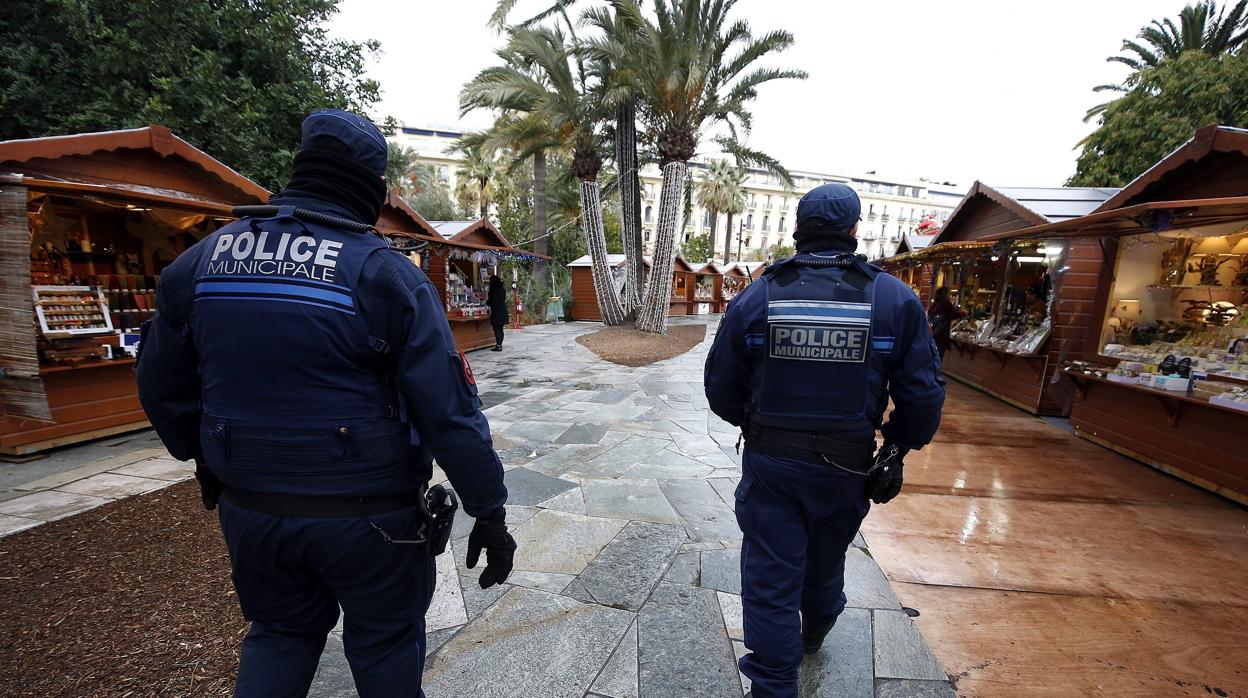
[865,444,905,505]
[465,516,516,588]
[194,457,224,511]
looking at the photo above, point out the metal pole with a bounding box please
[736,219,743,263]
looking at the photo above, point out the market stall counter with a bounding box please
[993,125,1248,503]
[693,262,722,315]
[0,126,266,455]
[377,202,547,351]
[902,183,1121,415]
[720,264,750,311]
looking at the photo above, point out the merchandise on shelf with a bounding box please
[32,286,113,336]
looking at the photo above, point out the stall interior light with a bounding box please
[1015,255,1046,263]
[1037,246,1061,255]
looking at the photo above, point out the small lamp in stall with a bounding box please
[1109,299,1142,344]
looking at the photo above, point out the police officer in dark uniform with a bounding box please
[704,183,944,698]
[136,109,515,698]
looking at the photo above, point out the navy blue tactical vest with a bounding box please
[749,257,893,437]
[188,209,415,497]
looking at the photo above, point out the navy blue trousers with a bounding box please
[218,498,435,698]
[735,449,871,698]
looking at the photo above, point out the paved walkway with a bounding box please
[0,317,953,697]
[311,317,953,698]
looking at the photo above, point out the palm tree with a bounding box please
[494,0,648,315]
[610,0,805,333]
[695,159,746,263]
[448,133,502,219]
[463,26,625,325]
[1088,0,1248,120]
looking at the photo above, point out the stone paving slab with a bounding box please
[659,480,742,543]
[508,509,626,575]
[109,457,193,481]
[57,472,167,499]
[0,513,40,536]
[423,587,633,698]
[873,609,948,681]
[582,479,680,525]
[590,619,639,698]
[638,583,742,698]
[0,490,110,522]
[699,548,742,595]
[427,545,468,632]
[798,607,874,697]
[565,521,686,611]
[875,678,959,697]
[845,547,903,610]
[500,467,577,506]
[12,448,167,491]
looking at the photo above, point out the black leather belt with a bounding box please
[222,487,424,517]
[743,423,874,473]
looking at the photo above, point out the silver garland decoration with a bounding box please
[617,102,643,314]
[580,180,626,325]
[636,161,688,334]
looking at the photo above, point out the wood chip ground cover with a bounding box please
[0,481,243,697]
[575,323,707,367]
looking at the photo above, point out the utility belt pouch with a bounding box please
[425,484,458,557]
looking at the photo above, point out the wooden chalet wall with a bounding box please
[570,266,602,322]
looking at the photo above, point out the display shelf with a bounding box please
[39,358,136,375]
[1063,366,1248,420]
[1146,284,1248,291]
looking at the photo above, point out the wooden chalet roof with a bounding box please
[1094,125,1248,210]
[933,182,1118,244]
[0,125,268,208]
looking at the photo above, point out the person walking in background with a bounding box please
[927,287,965,359]
[487,274,509,351]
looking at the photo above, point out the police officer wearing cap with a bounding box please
[704,183,944,698]
[137,109,516,698]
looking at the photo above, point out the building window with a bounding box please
[779,217,787,233]
[746,213,753,229]
[703,211,713,228]
[645,205,652,223]
[762,215,770,232]
[437,165,448,182]
[765,195,772,208]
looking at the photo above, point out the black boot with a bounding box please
[802,617,837,655]
[492,345,502,351]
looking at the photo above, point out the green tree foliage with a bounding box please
[0,0,380,191]
[1087,0,1248,121]
[680,233,714,264]
[750,242,794,262]
[1070,50,1248,186]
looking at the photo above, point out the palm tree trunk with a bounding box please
[707,209,718,260]
[532,149,549,289]
[723,211,734,263]
[479,178,489,219]
[617,100,643,313]
[636,161,687,334]
[580,180,626,325]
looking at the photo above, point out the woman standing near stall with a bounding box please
[487,275,509,351]
[928,286,965,359]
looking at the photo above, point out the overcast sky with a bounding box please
[328,0,1184,189]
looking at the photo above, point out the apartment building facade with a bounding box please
[390,126,961,262]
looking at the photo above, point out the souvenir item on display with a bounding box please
[1187,254,1230,286]
[1160,239,1193,285]
[1159,354,1178,375]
